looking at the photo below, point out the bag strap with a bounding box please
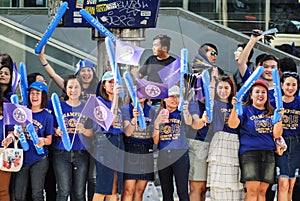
[14,139,19,149]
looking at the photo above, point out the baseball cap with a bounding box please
[74,60,96,75]
[168,85,180,96]
[28,81,48,93]
[253,80,269,89]
[101,71,114,81]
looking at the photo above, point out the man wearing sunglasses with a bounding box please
[193,43,225,75]
[199,43,219,64]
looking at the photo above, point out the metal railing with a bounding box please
[0,15,97,70]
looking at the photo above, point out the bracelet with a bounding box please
[42,62,49,67]
[209,86,215,89]
[130,120,136,126]
[154,127,160,131]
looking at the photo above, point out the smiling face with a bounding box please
[261,60,278,81]
[29,89,42,108]
[66,78,82,101]
[250,85,268,109]
[0,67,11,85]
[216,81,232,102]
[78,67,94,85]
[164,94,180,111]
[282,76,298,97]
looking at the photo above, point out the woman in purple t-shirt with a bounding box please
[228,80,283,201]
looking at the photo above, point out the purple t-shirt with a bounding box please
[23,109,54,166]
[52,102,92,151]
[121,103,155,144]
[186,100,209,141]
[238,105,276,155]
[281,96,300,137]
[211,100,239,134]
[157,109,188,150]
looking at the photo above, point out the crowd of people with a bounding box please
[0,29,299,201]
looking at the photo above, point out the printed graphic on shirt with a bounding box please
[282,109,299,130]
[131,117,152,139]
[250,114,273,133]
[160,118,181,141]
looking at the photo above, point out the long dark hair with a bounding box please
[76,69,99,92]
[96,80,109,101]
[0,85,4,115]
[244,83,274,116]
[0,65,13,98]
[27,90,48,109]
[215,75,236,108]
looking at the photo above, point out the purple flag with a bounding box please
[158,58,181,88]
[115,39,145,66]
[11,62,20,93]
[193,76,204,101]
[136,79,168,99]
[3,103,32,126]
[81,96,113,131]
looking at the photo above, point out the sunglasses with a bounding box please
[210,51,218,56]
[283,71,299,78]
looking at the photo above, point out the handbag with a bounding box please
[0,140,23,172]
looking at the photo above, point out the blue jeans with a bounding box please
[14,156,49,201]
[53,150,89,201]
[158,150,190,201]
[276,135,300,178]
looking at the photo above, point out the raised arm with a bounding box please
[37,45,65,89]
[237,31,264,77]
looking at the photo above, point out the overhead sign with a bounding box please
[60,0,160,28]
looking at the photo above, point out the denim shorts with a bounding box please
[123,142,154,181]
[240,150,275,184]
[276,135,300,179]
[94,133,124,194]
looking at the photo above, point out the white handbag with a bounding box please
[0,140,23,172]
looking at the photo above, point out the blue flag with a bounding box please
[3,103,32,126]
[81,96,113,131]
[136,79,168,99]
[158,58,181,88]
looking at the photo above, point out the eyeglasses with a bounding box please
[210,51,218,56]
[283,71,299,78]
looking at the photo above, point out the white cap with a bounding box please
[168,85,180,96]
